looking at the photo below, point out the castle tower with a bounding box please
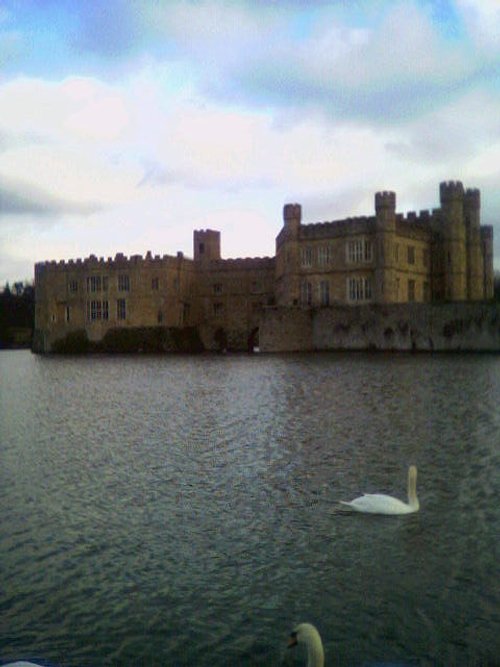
[374,191,397,303]
[440,181,467,301]
[464,188,484,300]
[481,226,494,299]
[283,203,301,240]
[275,203,302,306]
[193,229,221,263]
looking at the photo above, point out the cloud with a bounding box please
[0,176,102,217]
[138,1,494,125]
[456,0,500,52]
[385,87,500,164]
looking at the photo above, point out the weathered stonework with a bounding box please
[260,303,500,352]
[34,181,496,353]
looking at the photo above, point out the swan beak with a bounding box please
[288,631,298,648]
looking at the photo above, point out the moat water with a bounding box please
[1,350,499,667]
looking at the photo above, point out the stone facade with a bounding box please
[34,181,495,352]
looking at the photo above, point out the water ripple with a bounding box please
[1,351,499,666]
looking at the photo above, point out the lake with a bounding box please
[1,350,499,666]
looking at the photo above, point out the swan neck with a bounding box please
[407,466,418,507]
[306,636,324,667]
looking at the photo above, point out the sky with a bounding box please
[1,0,500,285]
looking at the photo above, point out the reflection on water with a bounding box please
[1,351,499,666]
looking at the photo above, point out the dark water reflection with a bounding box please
[1,351,499,666]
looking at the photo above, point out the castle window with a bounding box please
[157,310,163,323]
[117,298,126,320]
[300,281,312,306]
[65,306,70,322]
[348,240,363,263]
[347,277,372,302]
[347,239,372,264]
[408,279,416,302]
[118,274,130,292]
[86,300,108,321]
[199,242,205,254]
[301,247,313,267]
[423,249,429,267]
[407,246,415,265]
[152,277,159,290]
[318,246,331,266]
[319,280,330,306]
[423,282,430,302]
[102,276,108,291]
[68,280,78,293]
[213,302,224,317]
[86,276,101,293]
[213,283,222,294]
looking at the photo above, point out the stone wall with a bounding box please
[259,307,314,352]
[260,303,500,352]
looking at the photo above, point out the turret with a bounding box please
[283,203,301,239]
[193,229,221,263]
[464,188,483,300]
[481,226,494,299]
[439,181,466,300]
[275,203,302,306]
[374,191,396,303]
[464,188,480,227]
[375,191,396,230]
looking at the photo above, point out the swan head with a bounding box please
[288,623,324,667]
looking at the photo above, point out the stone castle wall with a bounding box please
[260,303,500,352]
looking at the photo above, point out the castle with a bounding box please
[34,181,495,353]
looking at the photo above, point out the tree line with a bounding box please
[0,281,35,348]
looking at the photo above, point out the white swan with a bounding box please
[339,465,419,515]
[288,622,324,667]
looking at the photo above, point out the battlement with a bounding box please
[396,209,436,227]
[375,191,396,211]
[480,225,493,240]
[207,257,275,270]
[464,188,480,209]
[301,216,375,239]
[440,180,464,202]
[34,251,184,273]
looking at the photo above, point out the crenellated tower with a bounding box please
[283,203,302,239]
[374,191,397,303]
[193,229,221,264]
[481,226,494,299]
[275,203,302,306]
[440,181,467,301]
[464,188,484,300]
